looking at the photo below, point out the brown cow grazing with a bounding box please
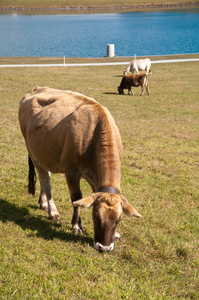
[118,74,150,96]
[19,86,141,252]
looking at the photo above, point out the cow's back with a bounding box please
[19,86,122,175]
[19,86,97,135]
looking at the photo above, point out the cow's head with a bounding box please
[73,193,141,252]
[118,86,124,94]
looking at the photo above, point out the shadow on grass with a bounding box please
[104,92,133,96]
[103,92,118,95]
[0,198,93,246]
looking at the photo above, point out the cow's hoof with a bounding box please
[72,225,83,234]
[115,232,122,241]
[40,205,48,212]
[39,201,48,212]
[49,214,61,223]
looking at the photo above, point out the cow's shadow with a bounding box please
[103,92,118,95]
[103,92,132,96]
[114,75,123,77]
[0,198,93,246]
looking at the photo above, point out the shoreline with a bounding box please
[1,3,199,12]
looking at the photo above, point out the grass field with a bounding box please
[1,0,199,9]
[0,57,199,299]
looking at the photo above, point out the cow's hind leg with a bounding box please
[141,86,144,96]
[36,163,61,222]
[65,172,83,234]
[146,84,150,95]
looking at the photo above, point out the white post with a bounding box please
[107,44,115,57]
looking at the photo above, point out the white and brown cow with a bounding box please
[19,86,141,252]
[124,58,152,75]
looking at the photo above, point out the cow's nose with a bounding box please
[94,242,114,253]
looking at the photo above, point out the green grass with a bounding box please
[0,56,199,299]
[1,0,199,9]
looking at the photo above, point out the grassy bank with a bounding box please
[1,0,199,10]
[0,54,199,65]
[0,56,199,299]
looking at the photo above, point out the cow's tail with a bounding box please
[28,155,36,195]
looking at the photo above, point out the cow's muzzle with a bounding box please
[94,242,114,253]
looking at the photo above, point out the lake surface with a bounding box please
[0,9,199,57]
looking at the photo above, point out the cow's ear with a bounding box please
[120,195,142,218]
[73,194,99,208]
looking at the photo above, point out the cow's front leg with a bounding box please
[72,206,83,234]
[65,173,83,234]
[37,166,60,222]
[114,224,122,242]
[130,88,134,95]
[115,231,121,240]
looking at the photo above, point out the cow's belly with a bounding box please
[26,120,66,174]
[27,140,64,174]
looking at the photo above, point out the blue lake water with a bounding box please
[0,9,199,57]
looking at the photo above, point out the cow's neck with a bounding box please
[96,158,121,193]
[93,111,122,194]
